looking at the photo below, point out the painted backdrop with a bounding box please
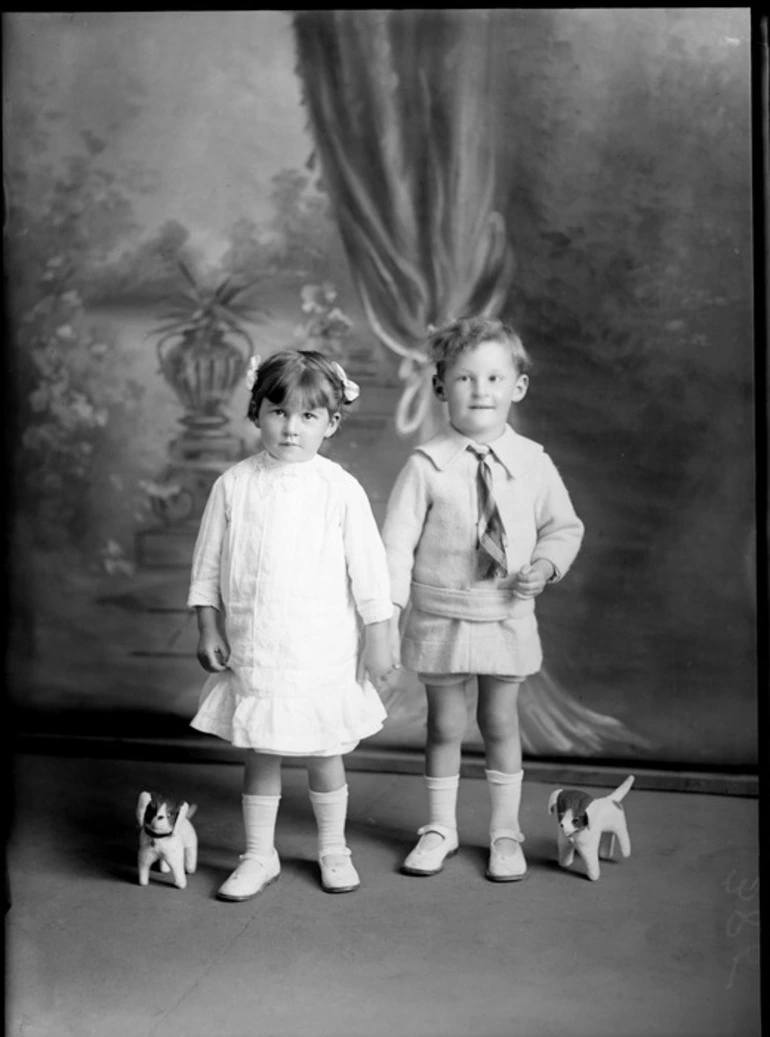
[4,10,756,767]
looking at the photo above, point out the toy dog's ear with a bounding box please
[137,791,152,827]
[173,801,189,833]
[548,789,563,815]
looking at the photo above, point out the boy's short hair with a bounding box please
[247,349,349,423]
[429,317,532,380]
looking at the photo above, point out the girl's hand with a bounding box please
[362,618,400,696]
[512,560,553,600]
[197,630,230,673]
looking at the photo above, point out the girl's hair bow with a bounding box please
[245,354,261,390]
[332,360,360,403]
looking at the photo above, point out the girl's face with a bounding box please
[256,394,340,463]
[434,338,528,443]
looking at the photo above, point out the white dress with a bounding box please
[188,450,392,756]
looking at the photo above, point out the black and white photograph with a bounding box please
[4,9,761,1036]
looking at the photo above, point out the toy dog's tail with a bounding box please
[611,775,635,805]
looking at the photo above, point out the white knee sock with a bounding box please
[425,774,460,832]
[242,793,281,860]
[486,769,524,840]
[309,785,349,857]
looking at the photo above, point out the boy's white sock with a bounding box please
[309,785,349,857]
[425,773,460,832]
[242,793,281,860]
[485,769,524,840]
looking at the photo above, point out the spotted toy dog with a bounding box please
[137,791,198,889]
[547,775,634,881]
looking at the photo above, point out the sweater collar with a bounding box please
[416,424,542,478]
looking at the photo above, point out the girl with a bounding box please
[382,317,584,882]
[189,349,396,900]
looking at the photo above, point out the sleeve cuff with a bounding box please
[358,601,394,625]
[187,584,222,609]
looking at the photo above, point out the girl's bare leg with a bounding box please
[244,750,282,796]
[306,754,346,793]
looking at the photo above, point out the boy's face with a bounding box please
[256,395,339,463]
[433,338,528,443]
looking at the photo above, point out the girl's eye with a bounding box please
[303,412,318,421]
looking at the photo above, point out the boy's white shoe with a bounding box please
[401,824,459,876]
[216,850,281,901]
[486,830,527,882]
[319,848,360,893]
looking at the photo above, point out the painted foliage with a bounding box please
[3,10,755,766]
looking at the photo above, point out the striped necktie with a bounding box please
[467,444,508,580]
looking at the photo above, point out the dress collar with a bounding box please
[256,449,322,473]
[415,424,543,478]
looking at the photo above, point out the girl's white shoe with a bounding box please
[216,850,281,901]
[401,824,459,876]
[486,830,527,882]
[319,848,360,893]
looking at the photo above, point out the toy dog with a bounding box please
[137,791,198,889]
[547,775,634,881]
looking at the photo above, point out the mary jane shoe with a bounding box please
[486,830,527,882]
[401,824,459,876]
[319,848,360,893]
[216,850,281,901]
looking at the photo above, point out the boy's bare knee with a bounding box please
[477,711,520,744]
[428,717,467,747]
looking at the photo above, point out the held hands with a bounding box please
[360,616,402,697]
[512,559,554,600]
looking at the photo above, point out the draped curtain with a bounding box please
[292,10,650,757]
[293,9,514,439]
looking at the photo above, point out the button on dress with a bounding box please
[188,451,392,756]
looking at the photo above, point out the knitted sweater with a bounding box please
[382,424,584,621]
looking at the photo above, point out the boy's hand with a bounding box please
[512,560,553,600]
[363,641,397,695]
[197,630,230,672]
[388,606,403,671]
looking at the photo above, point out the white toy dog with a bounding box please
[547,775,634,881]
[137,791,198,889]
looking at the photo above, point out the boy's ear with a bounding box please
[512,374,529,403]
[432,375,447,401]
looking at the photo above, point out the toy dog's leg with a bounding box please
[614,818,631,859]
[165,848,187,890]
[599,831,616,861]
[159,860,171,874]
[557,831,575,869]
[184,830,198,875]
[138,848,154,886]
[577,837,601,881]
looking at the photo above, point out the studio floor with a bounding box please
[6,751,761,1037]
